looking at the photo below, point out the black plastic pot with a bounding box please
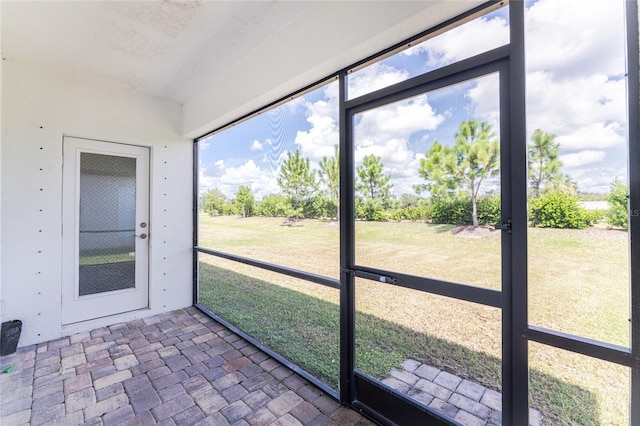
[1,320,22,356]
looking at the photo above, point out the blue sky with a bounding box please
[200,0,628,200]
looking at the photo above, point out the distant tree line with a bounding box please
[201,120,630,229]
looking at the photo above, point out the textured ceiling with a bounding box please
[1,1,313,104]
[1,1,484,134]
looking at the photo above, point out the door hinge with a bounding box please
[340,267,354,276]
[494,219,512,233]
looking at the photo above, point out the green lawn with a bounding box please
[79,252,134,265]
[198,214,630,425]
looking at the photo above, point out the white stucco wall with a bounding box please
[0,59,193,346]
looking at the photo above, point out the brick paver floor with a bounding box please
[382,359,542,426]
[0,307,376,426]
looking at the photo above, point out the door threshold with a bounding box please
[61,307,151,332]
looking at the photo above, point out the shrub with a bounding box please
[257,194,290,217]
[430,196,500,226]
[221,203,238,216]
[388,209,404,222]
[360,199,390,221]
[301,196,337,219]
[607,179,628,228]
[200,189,227,215]
[388,205,432,222]
[235,185,255,217]
[477,196,501,225]
[529,191,593,229]
[589,209,608,223]
[431,197,468,225]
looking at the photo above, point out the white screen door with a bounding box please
[62,137,149,324]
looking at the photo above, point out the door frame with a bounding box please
[340,48,522,425]
[62,136,150,325]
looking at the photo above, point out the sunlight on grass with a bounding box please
[199,261,602,424]
[198,215,630,425]
[199,255,341,389]
[355,278,502,389]
[199,215,340,278]
[530,342,629,426]
[528,227,629,347]
[356,222,502,290]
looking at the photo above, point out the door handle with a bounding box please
[134,233,147,239]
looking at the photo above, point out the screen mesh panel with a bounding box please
[79,153,136,296]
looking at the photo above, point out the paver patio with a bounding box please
[382,359,542,426]
[0,307,375,426]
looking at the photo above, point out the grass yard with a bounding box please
[79,252,134,265]
[198,214,630,425]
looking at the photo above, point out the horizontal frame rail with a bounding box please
[345,45,510,113]
[194,1,503,142]
[195,246,341,290]
[195,74,340,141]
[351,266,502,308]
[353,371,459,426]
[526,325,633,367]
[345,0,504,76]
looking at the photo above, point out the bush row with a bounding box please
[205,191,623,229]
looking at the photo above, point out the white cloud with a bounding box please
[560,150,607,168]
[251,140,263,151]
[465,73,501,131]
[571,166,626,194]
[354,138,417,173]
[347,62,409,99]
[293,82,340,164]
[525,0,625,78]
[407,1,627,194]
[319,2,627,194]
[403,14,508,68]
[199,138,211,151]
[350,93,446,196]
[200,159,279,200]
[354,138,424,196]
[283,95,306,114]
[521,0,627,192]
[289,69,443,197]
[355,94,444,145]
[555,122,625,152]
[203,2,628,196]
[527,72,626,134]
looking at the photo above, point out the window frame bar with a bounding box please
[191,1,638,423]
[626,2,640,425]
